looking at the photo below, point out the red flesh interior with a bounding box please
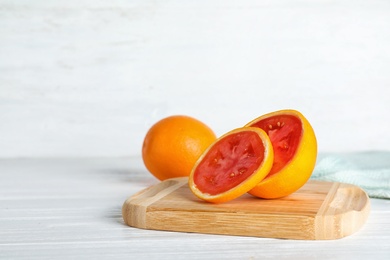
[193,131,265,195]
[249,115,301,177]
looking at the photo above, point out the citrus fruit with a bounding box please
[189,127,274,203]
[245,109,317,199]
[142,115,217,181]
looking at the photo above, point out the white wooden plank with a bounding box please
[1,0,390,157]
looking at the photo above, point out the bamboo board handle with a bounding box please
[122,178,186,228]
[315,182,370,239]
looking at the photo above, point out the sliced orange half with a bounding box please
[188,127,274,203]
[245,109,317,199]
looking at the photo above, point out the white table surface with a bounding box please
[1,157,389,259]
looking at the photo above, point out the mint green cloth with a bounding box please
[311,151,390,199]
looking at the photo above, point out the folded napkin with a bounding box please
[311,151,390,199]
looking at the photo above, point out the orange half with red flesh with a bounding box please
[245,109,317,199]
[189,127,274,203]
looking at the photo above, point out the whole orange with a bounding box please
[142,115,217,181]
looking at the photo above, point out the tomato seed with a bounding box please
[238,168,247,174]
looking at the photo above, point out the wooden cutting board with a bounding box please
[122,177,370,240]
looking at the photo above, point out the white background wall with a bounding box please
[1,0,389,158]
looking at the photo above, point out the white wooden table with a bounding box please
[1,157,389,259]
